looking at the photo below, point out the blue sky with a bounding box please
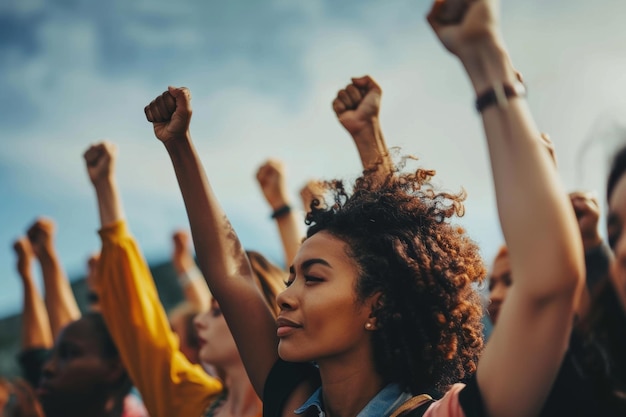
[2,0,626,317]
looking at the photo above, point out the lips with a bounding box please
[276,316,302,337]
[36,381,53,397]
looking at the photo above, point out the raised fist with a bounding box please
[569,191,602,252]
[13,237,35,278]
[256,159,289,210]
[26,217,56,258]
[300,180,325,213]
[83,141,117,185]
[144,87,192,143]
[332,76,382,137]
[427,0,500,58]
[172,229,194,272]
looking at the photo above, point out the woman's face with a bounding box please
[276,231,375,363]
[38,318,118,416]
[487,252,512,325]
[194,299,239,367]
[607,173,626,312]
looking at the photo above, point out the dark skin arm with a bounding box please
[145,87,281,397]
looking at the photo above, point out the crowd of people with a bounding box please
[2,0,625,416]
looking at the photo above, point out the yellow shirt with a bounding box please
[97,221,223,417]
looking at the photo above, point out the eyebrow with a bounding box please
[289,258,332,274]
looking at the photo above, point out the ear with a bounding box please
[365,292,384,330]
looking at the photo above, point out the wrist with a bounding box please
[459,38,518,95]
[271,204,292,220]
[349,117,380,143]
[163,131,192,148]
[583,235,603,252]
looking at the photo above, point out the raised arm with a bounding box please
[27,218,81,338]
[256,159,303,268]
[84,142,221,417]
[333,75,393,181]
[428,1,584,417]
[145,87,279,396]
[171,230,211,311]
[13,237,53,350]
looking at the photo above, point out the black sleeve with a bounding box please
[17,348,51,388]
[458,374,487,417]
[584,243,611,291]
[262,359,320,417]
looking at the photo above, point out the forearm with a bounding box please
[20,274,53,349]
[164,134,279,395]
[94,177,125,227]
[37,249,81,336]
[465,40,583,298]
[351,118,393,181]
[178,265,211,311]
[274,213,303,269]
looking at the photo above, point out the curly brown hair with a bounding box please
[304,166,486,395]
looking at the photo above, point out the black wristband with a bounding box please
[271,204,292,219]
[475,82,527,112]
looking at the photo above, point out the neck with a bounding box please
[216,362,262,417]
[316,352,385,417]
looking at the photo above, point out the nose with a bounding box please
[193,311,208,332]
[489,282,507,305]
[276,286,296,311]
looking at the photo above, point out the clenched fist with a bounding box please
[83,141,117,185]
[145,87,192,143]
[569,191,602,252]
[13,237,35,279]
[256,159,289,210]
[332,75,382,137]
[26,218,56,259]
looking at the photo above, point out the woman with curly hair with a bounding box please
[144,0,584,415]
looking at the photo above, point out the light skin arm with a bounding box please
[13,237,53,349]
[333,75,393,182]
[27,218,81,338]
[256,159,302,268]
[171,230,211,311]
[428,1,584,417]
[84,143,125,226]
[145,87,279,397]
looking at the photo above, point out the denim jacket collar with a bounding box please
[294,383,412,417]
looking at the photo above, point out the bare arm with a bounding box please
[13,237,53,350]
[333,75,393,182]
[27,219,81,338]
[428,1,584,417]
[145,87,279,396]
[256,159,303,268]
[171,230,211,311]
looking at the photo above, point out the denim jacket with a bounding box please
[294,383,412,417]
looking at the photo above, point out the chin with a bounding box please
[278,341,314,363]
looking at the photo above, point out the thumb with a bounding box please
[168,86,192,115]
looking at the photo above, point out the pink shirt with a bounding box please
[424,383,467,417]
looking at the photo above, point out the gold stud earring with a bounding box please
[365,323,373,330]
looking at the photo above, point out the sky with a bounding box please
[2,0,626,317]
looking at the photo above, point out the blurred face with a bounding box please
[607,174,626,312]
[38,319,116,416]
[193,299,240,367]
[276,231,374,363]
[488,252,512,325]
[171,312,200,365]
